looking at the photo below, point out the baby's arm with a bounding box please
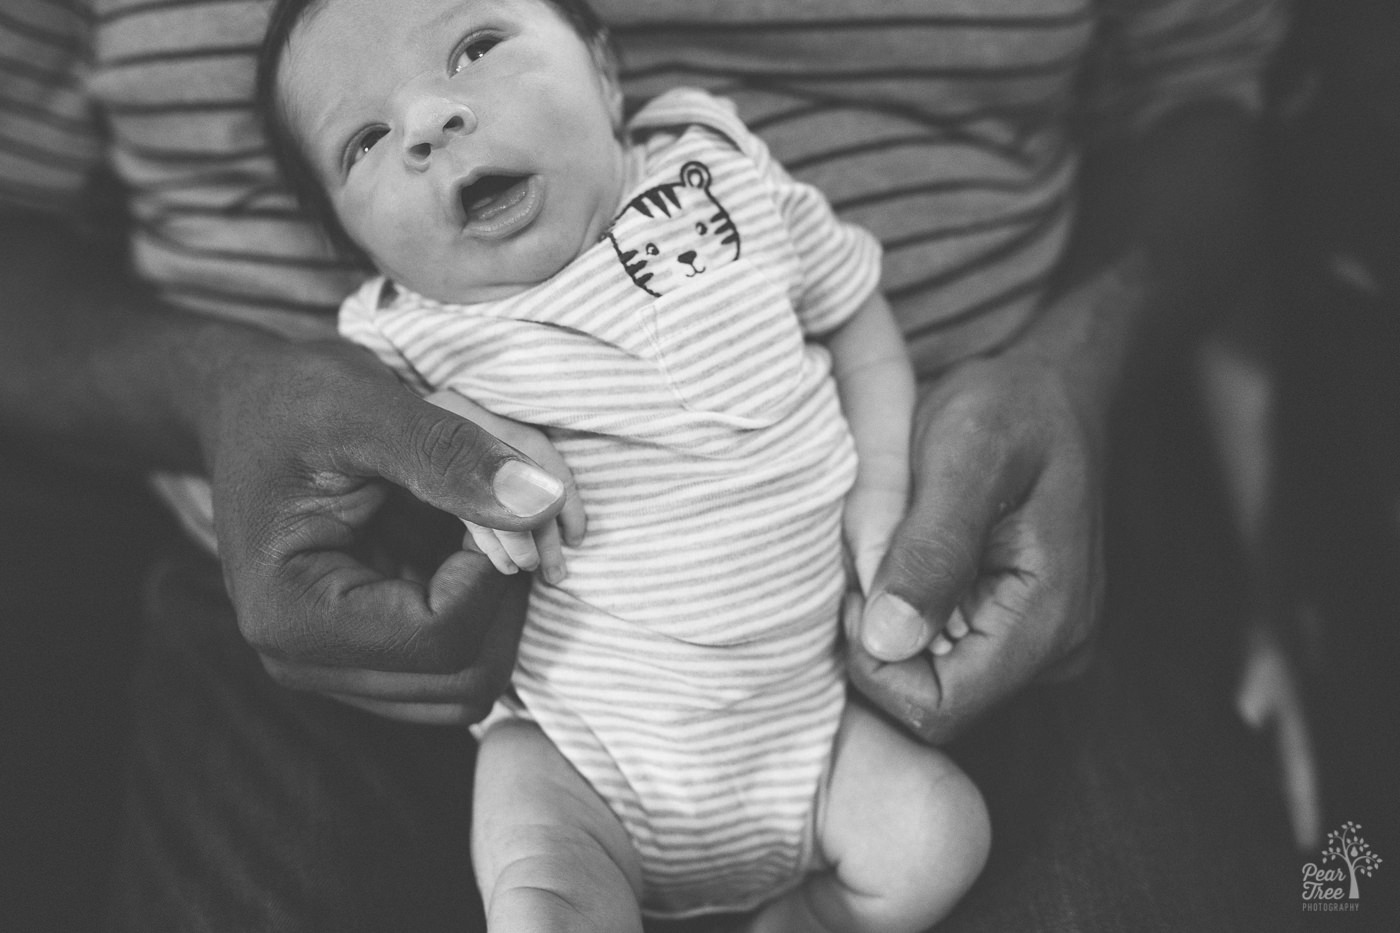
[825,292,916,596]
[426,390,585,584]
[826,299,970,654]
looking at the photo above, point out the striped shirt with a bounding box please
[0,0,1284,542]
[340,90,873,916]
[1,0,1285,360]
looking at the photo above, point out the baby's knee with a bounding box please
[867,744,989,897]
[821,710,990,929]
[908,755,990,892]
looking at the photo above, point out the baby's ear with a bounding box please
[590,32,625,132]
[605,76,625,135]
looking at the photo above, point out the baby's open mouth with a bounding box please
[459,173,531,223]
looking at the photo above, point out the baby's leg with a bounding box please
[473,720,645,933]
[747,702,990,933]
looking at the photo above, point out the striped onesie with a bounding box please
[339,88,881,918]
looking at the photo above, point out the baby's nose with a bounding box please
[402,97,477,167]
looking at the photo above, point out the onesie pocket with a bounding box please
[646,258,807,427]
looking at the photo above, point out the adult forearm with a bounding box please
[0,209,279,472]
[1009,101,1265,424]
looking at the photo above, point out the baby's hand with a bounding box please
[843,464,907,599]
[844,465,968,657]
[426,390,585,584]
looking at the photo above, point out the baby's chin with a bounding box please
[392,253,574,305]
[405,276,540,305]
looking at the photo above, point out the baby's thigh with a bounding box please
[472,721,644,927]
[818,702,990,901]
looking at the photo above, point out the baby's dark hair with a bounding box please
[255,0,614,261]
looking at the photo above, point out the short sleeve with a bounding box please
[732,115,883,337]
[0,0,103,215]
[338,278,433,396]
[1083,0,1289,137]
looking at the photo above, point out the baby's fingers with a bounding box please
[533,521,567,586]
[496,529,541,572]
[556,484,587,548]
[929,608,971,656]
[465,521,519,576]
[522,439,585,547]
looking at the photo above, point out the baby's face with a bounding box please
[281,0,626,302]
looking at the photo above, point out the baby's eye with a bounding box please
[348,128,387,167]
[695,222,709,236]
[452,35,501,74]
[645,243,659,256]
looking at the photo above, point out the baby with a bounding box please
[259,0,990,929]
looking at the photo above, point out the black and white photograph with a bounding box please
[2,1,1395,930]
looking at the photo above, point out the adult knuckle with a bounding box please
[237,600,300,658]
[282,356,365,426]
[888,529,974,594]
[411,412,488,487]
[392,616,479,674]
[920,387,1013,448]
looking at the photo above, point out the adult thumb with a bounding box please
[367,391,565,532]
[856,452,1008,663]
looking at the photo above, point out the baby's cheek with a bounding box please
[368,197,415,247]
[337,189,389,256]
[359,198,433,273]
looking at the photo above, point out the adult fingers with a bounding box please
[853,404,1034,663]
[845,575,1040,745]
[260,567,530,704]
[209,350,540,677]
[367,390,565,531]
[329,695,494,727]
[255,545,512,673]
[849,462,1101,743]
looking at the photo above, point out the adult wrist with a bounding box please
[170,316,296,477]
[1013,249,1153,435]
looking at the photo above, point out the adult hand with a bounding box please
[426,389,587,586]
[845,350,1104,744]
[202,337,567,725]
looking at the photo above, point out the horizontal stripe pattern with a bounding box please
[346,91,864,917]
[90,0,363,318]
[0,0,101,213]
[599,0,1283,372]
[2,0,1284,363]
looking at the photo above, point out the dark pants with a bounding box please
[104,555,483,932]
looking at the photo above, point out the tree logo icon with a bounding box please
[1322,822,1383,899]
[1302,821,1383,904]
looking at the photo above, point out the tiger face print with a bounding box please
[605,160,740,298]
